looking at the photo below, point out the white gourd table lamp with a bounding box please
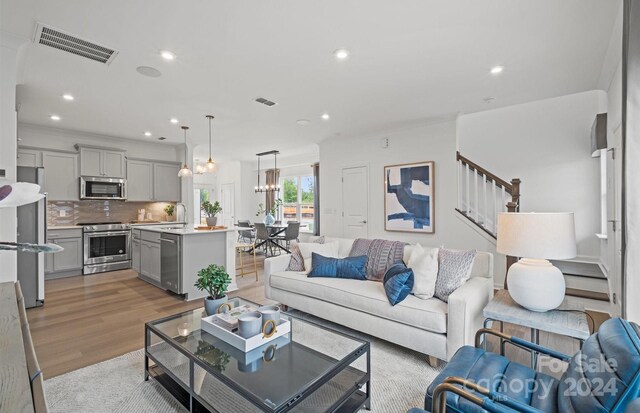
[496,212,577,312]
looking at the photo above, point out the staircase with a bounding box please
[455,151,611,309]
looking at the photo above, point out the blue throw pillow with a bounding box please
[383,262,414,306]
[308,253,367,280]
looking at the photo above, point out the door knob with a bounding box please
[360,220,367,224]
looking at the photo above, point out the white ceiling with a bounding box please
[3,0,620,161]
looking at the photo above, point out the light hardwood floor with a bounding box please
[27,251,609,379]
[27,253,272,378]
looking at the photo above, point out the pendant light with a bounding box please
[254,150,281,193]
[205,115,216,172]
[178,126,193,178]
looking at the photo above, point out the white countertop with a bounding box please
[130,221,186,227]
[48,225,81,230]
[136,225,235,236]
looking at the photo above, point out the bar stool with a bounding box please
[235,241,258,281]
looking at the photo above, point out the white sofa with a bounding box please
[264,237,494,361]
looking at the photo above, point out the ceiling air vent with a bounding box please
[255,97,278,107]
[33,23,119,65]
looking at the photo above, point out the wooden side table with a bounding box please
[483,289,591,369]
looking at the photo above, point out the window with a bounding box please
[280,175,315,233]
[194,186,214,226]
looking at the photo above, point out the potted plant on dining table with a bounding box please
[194,263,232,316]
[256,198,282,225]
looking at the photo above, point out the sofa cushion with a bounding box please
[434,248,476,302]
[308,253,368,280]
[383,262,414,306]
[298,241,340,274]
[407,243,439,300]
[270,270,448,333]
[287,236,325,271]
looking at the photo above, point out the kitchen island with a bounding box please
[132,225,237,300]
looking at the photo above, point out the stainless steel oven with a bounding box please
[80,176,127,200]
[82,222,131,274]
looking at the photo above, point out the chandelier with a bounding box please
[255,150,280,193]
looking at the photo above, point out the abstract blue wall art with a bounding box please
[384,161,434,233]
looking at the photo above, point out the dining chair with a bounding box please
[237,220,254,243]
[254,223,273,256]
[273,221,300,250]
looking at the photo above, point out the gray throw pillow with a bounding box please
[434,248,476,302]
[287,236,325,271]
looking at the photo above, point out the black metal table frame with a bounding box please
[252,226,291,255]
[144,309,371,413]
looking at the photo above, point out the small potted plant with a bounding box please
[256,198,282,225]
[195,263,232,316]
[164,204,175,221]
[201,200,222,226]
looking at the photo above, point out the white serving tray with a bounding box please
[201,315,291,352]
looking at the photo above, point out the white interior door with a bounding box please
[221,183,235,227]
[342,166,369,238]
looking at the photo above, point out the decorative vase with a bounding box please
[264,213,275,225]
[204,295,228,316]
[206,217,218,226]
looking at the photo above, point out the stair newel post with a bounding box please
[504,178,521,289]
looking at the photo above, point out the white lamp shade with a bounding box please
[496,212,577,260]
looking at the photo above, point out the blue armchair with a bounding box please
[408,317,640,413]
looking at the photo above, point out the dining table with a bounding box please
[252,224,291,255]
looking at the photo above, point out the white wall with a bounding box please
[318,120,504,280]
[0,36,22,282]
[18,123,180,162]
[457,90,606,259]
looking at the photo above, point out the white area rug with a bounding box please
[45,313,442,412]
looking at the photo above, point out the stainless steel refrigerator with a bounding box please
[17,166,46,308]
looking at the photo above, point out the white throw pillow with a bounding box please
[297,241,340,274]
[408,243,439,300]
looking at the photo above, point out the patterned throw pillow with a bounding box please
[308,253,368,280]
[433,248,476,302]
[287,236,325,271]
[383,262,415,306]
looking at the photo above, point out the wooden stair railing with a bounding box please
[456,152,521,289]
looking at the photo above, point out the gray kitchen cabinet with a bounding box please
[17,149,40,167]
[42,151,79,201]
[153,163,181,202]
[45,228,83,277]
[77,145,126,178]
[126,160,153,201]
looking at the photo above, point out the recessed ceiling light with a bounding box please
[333,49,350,60]
[62,94,74,101]
[160,50,175,61]
[144,131,152,137]
[50,115,60,121]
[490,66,504,75]
[296,119,311,126]
[321,113,330,121]
[136,66,162,77]
[170,118,179,124]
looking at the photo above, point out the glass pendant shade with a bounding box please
[178,164,192,177]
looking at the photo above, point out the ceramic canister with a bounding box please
[237,312,263,339]
[258,305,280,335]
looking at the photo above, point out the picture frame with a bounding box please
[384,161,435,233]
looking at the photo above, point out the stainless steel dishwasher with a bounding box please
[160,233,182,294]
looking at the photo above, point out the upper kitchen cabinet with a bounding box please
[153,162,181,202]
[42,151,79,201]
[126,159,153,201]
[17,148,41,167]
[126,159,181,202]
[76,145,126,178]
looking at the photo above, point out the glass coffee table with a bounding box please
[144,297,371,412]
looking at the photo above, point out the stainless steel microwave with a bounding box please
[80,177,127,200]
